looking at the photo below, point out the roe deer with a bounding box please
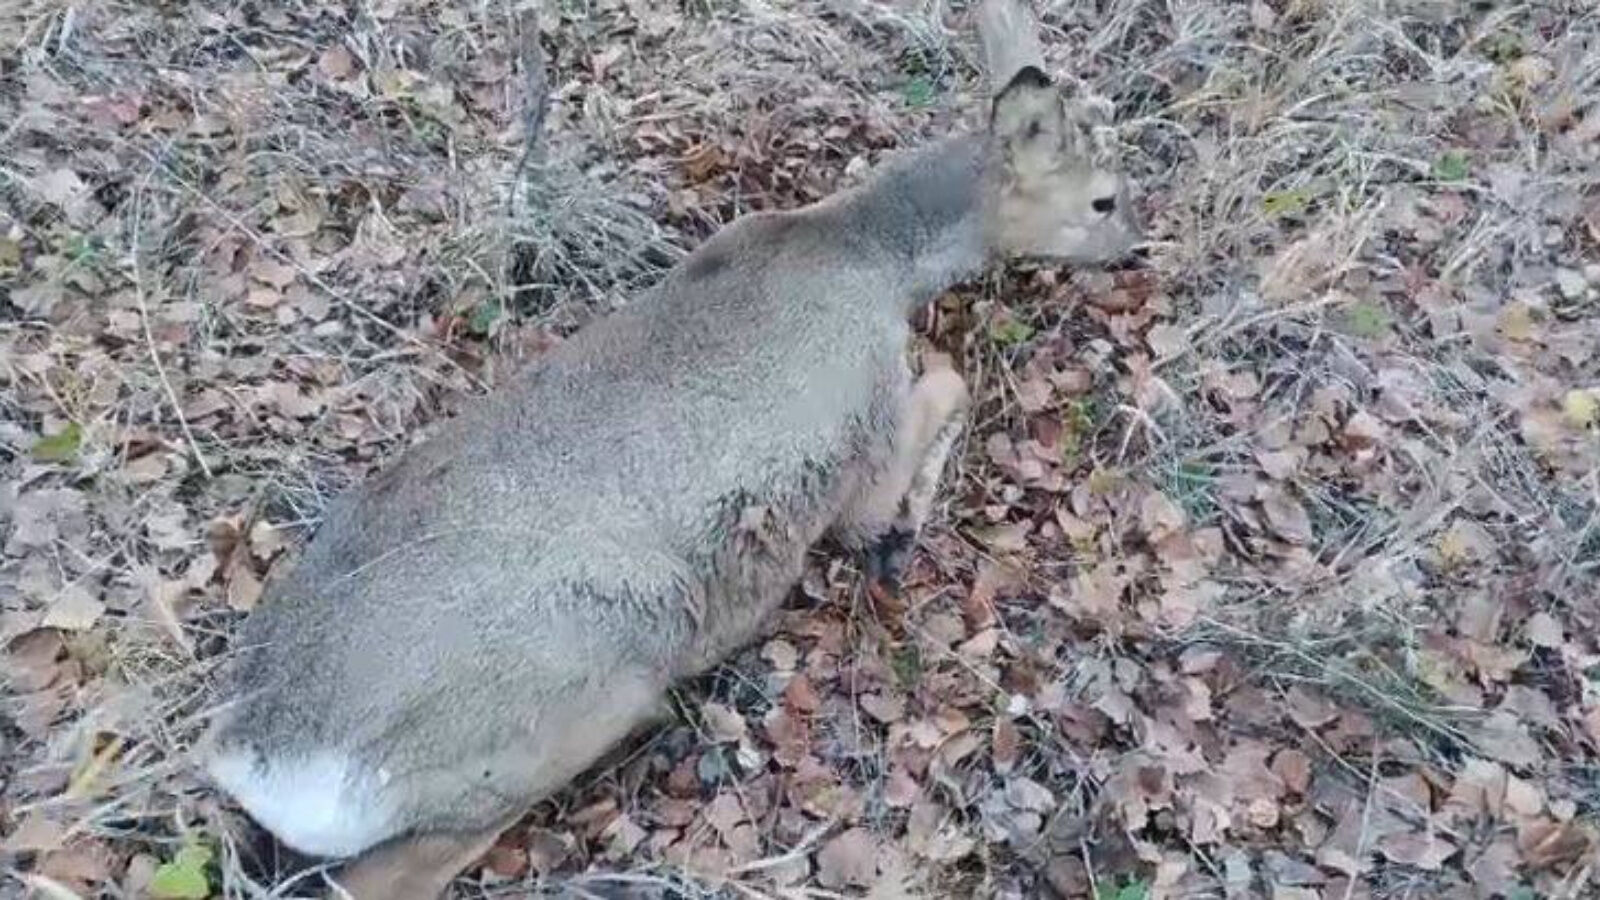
[201,1,1141,895]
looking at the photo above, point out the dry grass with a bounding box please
[3,0,1599,898]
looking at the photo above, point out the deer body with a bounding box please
[204,4,1140,896]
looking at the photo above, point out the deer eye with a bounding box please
[1092,196,1116,214]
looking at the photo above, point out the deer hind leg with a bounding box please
[841,353,969,590]
[326,668,665,900]
[326,819,513,900]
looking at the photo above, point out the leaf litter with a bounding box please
[3,0,1599,898]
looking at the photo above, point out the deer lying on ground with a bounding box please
[201,1,1141,895]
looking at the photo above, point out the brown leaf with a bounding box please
[1246,796,1280,828]
[816,828,879,889]
[1006,776,1055,813]
[1146,322,1186,358]
[208,514,245,568]
[973,521,1029,554]
[1466,838,1521,897]
[524,828,570,875]
[702,702,748,743]
[1259,484,1314,545]
[1437,519,1494,568]
[2,812,67,853]
[1285,686,1341,730]
[1341,410,1387,449]
[958,627,998,659]
[1051,562,1129,624]
[704,792,746,839]
[6,630,68,693]
[964,559,1021,630]
[885,765,921,808]
[1469,712,1542,768]
[762,638,799,671]
[245,287,282,310]
[906,800,975,862]
[318,45,358,80]
[31,168,91,217]
[1140,489,1187,543]
[258,381,323,419]
[859,692,904,724]
[7,489,88,555]
[141,572,193,655]
[225,556,263,612]
[1376,829,1454,870]
[37,839,114,892]
[145,506,191,553]
[601,814,647,860]
[483,841,528,879]
[1271,748,1312,794]
[1255,447,1305,480]
[122,452,168,484]
[762,706,809,767]
[249,521,288,562]
[1016,375,1052,413]
[783,674,821,714]
[42,585,104,632]
[1518,817,1595,872]
[1250,0,1278,30]
[1524,612,1563,648]
[992,718,1022,774]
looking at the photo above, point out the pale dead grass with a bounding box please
[4,0,1599,897]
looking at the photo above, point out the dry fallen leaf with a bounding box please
[702,702,748,743]
[224,557,263,612]
[858,692,904,724]
[1140,489,1187,543]
[992,718,1022,774]
[42,585,105,632]
[1437,519,1494,568]
[816,828,879,889]
[1469,713,1542,768]
[318,44,358,80]
[762,638,798,672]
[1259,484,1314,545]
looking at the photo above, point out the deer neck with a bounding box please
[833,134,997,314]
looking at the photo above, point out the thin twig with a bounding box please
[509,3,550,221]
[1343,739,1381,900]
[723,817,836,876]
[131,173,214,479]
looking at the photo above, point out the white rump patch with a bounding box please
[207,749,393,858]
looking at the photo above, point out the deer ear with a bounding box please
[991,66,1065,176]
[998,64,1052,96]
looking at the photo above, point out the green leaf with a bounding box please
[150,841,213,899]
[1432,150,1470,182]
[31,423,82,463]
[1096,878,1150,900]
[1262,188,1311,218]
[1340,300,1392,339]
[467,301,502,337]
[990,318,1035,347]
[891,645,922,687]
[902,76,935,108]
[1480,31,1523,63]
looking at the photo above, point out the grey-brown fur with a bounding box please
[202,2,1140,895]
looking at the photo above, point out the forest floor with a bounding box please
[3,1,1599,897]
